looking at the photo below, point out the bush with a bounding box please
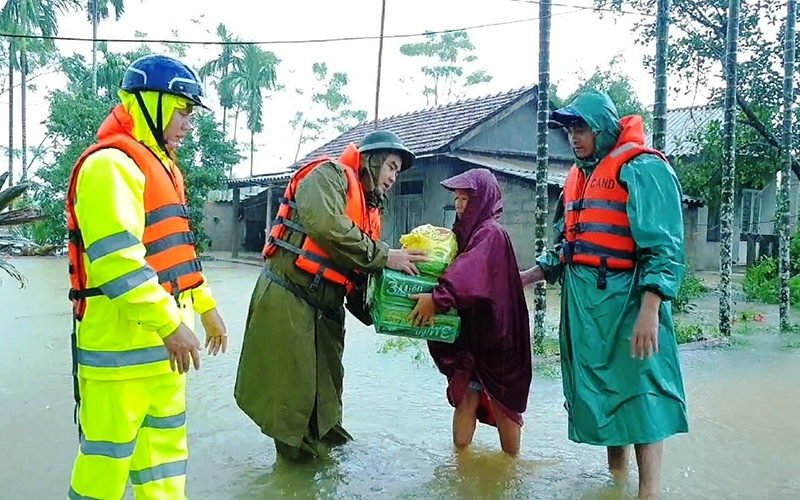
[742,232,800,304]
[673,266,710,313]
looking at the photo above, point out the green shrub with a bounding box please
[673,267,710,313]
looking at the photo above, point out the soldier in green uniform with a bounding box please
[234,130,427,461]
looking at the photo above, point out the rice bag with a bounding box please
[399,224,458,278]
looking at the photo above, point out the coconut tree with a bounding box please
[0,0,82,183]
[0,172,44,286]
[86,0,128,93]
[199,23,244,138]
[222,44,280,176]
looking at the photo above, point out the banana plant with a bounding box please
[0,171,45,287]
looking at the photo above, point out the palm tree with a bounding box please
[86,0,128,93]
[0,171,44,287]
[0,0,81,183]
[222,45,280,177]
[199,23,243,138]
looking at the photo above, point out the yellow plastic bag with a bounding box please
[399,224,458,277]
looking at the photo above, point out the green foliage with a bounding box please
[671,112,782,208]
[163,28,189,58]
[674,322,705,344]
[85,0,126,23]
[399,30,492,107]
[594,0,799,205]
[222,44,280,136]
[533,336,560,357]
[377,337,429,366]
[743,233,800,304]
[553,55,652,129]
[673,267,710,313]
[290,62,368,160]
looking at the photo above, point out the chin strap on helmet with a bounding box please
[133,90,169,154]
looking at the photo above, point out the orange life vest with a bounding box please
[66,105,205,321]
[560,115,669,289]
[262,142,381,293]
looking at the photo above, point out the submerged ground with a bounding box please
[1,256,798,499]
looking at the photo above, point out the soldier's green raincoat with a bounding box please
[538,90,689,446]
[234,160,389,460]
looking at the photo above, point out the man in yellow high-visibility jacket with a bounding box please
[64,54,228,500]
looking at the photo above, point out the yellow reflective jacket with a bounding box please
[70,93,216,381]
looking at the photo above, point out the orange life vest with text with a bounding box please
[560,115,669,289]
[262,142,381,293]
[65,105,205,321]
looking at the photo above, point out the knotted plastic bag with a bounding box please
[399,224,458,278]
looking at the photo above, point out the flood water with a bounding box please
[1,257,799,499]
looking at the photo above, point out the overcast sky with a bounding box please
[1,0,719,179]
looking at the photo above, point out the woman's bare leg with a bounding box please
[453,389,481,449]
[490,399,521,456]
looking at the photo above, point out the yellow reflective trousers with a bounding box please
[67,372,188,500]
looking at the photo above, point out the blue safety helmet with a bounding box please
[121,54,207,109]
[547,106,585,130]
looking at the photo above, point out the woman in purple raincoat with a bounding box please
[409,168,533,456]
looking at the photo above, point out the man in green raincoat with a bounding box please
[234,130,427,462]
[521,90,688,498]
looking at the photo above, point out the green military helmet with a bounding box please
[358,130,415,171]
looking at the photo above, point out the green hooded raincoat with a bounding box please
[538,90,689,446]
[234,159,389,460]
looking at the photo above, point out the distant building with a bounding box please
[649,105,799,269]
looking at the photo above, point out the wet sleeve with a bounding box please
[191,280,217,315]
[74,149,182,338]
[432,226,500,312]
[294,161,389,273]
[620,154,686,301]
[535,190,566,285]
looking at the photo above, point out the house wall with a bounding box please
[384,156,565,268]
[458,100,575,160]
[201,200,241,253]
[692,177,800,271]
[759,176,799,235]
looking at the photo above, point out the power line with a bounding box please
[0,11,583,46]
[510,0,655,17]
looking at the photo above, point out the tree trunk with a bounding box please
[233,109,240,141]
[20,51,27,182]
[652,0,670,153]
[222,107,228,137]
[7,40,14,187]
[92,0,99,94]
[778,0,796,332]
[249,129,255,177]
[719,0,741,337]
[533,0,552,352]
[293,118,307,164]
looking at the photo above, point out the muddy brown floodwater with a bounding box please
[1,257,799,499]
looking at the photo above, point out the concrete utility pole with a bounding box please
[373,0,387,130]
